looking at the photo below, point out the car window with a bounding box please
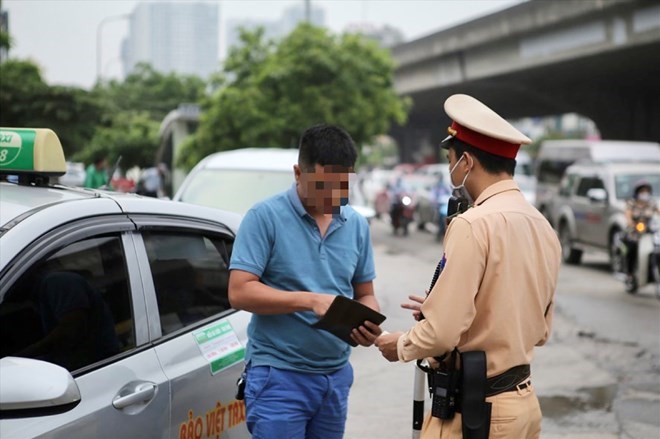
[559,174,578,197]
[0,235,134,373]
[615,173,660,200]
[576,176,604,197]
[142,231,233,336]
[179,169,294,214]
[537,159,574,184]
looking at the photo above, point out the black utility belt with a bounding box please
[485,364,531,397]
[425,363,531,407]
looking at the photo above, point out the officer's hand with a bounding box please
[375,331,403,362]
[351,320,382,347]
[401,293,426,321]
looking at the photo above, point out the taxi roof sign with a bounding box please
[0,128,66,176]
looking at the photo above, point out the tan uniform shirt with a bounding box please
[397,179,561,376]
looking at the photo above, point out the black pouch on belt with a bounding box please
[460,351,491,439]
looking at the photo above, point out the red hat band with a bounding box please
[450,121,520,159]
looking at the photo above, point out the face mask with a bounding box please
[638,192,651,202]
[449,154,471,200]
[446,154,472,220]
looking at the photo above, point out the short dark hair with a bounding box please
[93,154,107,166]
[445,137,516,176]
[298,124,357,171]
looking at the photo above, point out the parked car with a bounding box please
[174,148,375,221]
[535,139,660,225]
[0,128,250,438]
[552,160,660,269]
[57,161,86,187]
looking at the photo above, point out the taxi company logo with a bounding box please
[0,131,22,166]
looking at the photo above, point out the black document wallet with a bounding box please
[311,295,386,346]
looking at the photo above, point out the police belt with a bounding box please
[484,364,531,398]
[428,364,531,402]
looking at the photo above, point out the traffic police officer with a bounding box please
[374,94,561,438]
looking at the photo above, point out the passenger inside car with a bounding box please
[6,260,120,371]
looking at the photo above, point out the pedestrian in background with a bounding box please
[137,162,169,198]
[228,124,383,439]
[83,155,108,189]
[375,94,561,438]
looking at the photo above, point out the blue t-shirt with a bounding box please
[229,185,376,373]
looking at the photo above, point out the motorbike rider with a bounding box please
[389,176,411,235]
[431,174,451,241]
[624,180,660,285]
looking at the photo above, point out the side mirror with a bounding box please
[586,188,607,203]
[0,357,81,418]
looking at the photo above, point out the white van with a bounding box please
[534,140,660,224]
[173,148,375,220]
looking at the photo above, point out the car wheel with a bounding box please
[559,223,582,265]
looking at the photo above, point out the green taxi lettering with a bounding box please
[0,129,35,168]
[0,133,15,143]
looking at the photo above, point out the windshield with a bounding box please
[179,169,295,214]
[615,172,660,200]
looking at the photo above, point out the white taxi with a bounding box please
[0,128,251,438]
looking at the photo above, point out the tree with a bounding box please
[93,63,207,121]
[178,24,410,170]
[0,60,104,158]
[84,63,208,169]
[75,111,160,169]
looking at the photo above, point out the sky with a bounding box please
[3,0,522,90]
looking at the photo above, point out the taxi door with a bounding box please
[0,221,171,438]
[130,218,252,438]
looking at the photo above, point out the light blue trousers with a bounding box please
[245,363,354,439]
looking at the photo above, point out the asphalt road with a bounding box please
[344,217,660,439]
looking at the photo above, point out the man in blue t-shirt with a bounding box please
[229,124,382,439]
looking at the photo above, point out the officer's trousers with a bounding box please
[421,379,541,439]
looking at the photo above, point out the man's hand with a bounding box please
[311,293,337,318]
[375,331,404,362]
[351,320,382,347]
[400,292,427,321]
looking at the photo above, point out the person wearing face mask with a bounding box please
[623,180,659,286]
[375,94,561,438]
[228,124,382,439]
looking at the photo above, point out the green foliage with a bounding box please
[93,63,206,121]
[75,111,160,169]
[0,0,9,51]
[0,60,103,157]
[178,24,410,170]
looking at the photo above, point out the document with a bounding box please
[311,295,386,346]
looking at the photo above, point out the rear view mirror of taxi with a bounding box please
[0,128,66,177]
[0,357,81,419]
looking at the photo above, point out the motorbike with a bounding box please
[612,214,660,298]
[390,191,415,236]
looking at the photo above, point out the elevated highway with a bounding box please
[390,0,660,161]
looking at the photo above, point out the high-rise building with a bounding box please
[0,10,9,62]
[343,23,404,48]
[122,2,219,78]
[226,3,325,53]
